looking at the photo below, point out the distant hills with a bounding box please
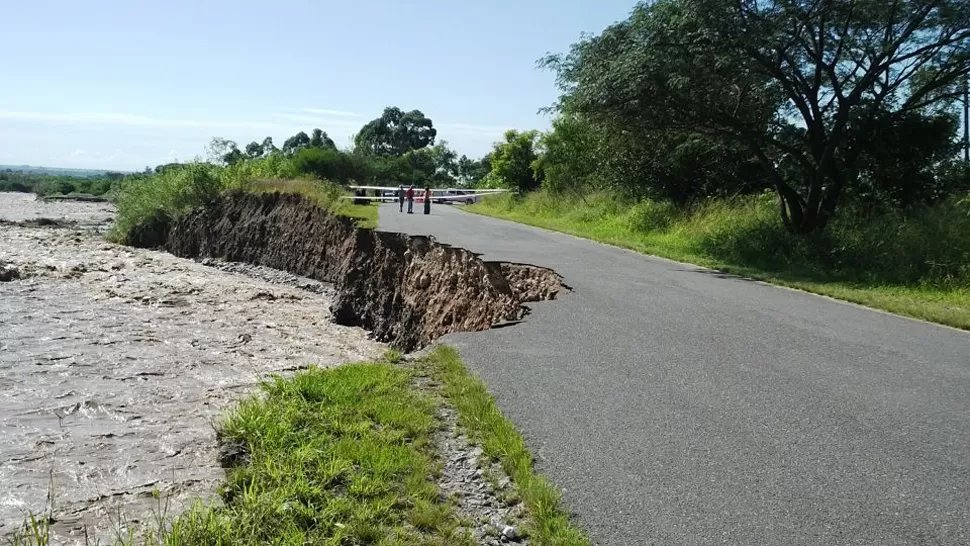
[0,165,130,177]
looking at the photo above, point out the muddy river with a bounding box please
[0,192,386,543]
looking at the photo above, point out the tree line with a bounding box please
[0,168,124,196]
[193,107,492,189]
[518,0,970,234]
[129,0,970,237]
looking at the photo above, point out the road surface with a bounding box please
[378,203,970,546]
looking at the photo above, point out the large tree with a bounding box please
[547,0,970,232]
[354,107,437,156]
[483,130,543,193]
[310,128,336,149]
[282,131,311,156]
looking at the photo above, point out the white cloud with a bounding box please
[273,113,365,128]
[0,110,290,131]
[288,107,362,118]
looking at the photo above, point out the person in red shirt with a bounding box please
[405,185,415,214]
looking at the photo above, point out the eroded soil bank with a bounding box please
[0,193,385,543]
[144,191,567,351]
[0,191,567,544]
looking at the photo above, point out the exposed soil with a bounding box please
[147,191,568,351]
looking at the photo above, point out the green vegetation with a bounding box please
[471,191,970,329]
[111,153,377,244]
[109,106,485,243]
[446,0,970,328]
[207,108,482,189]
[526,0,970,233]
[9,349,588,546]
[0,167,124,197]
[421,346,590,546]
[162,361,469,546]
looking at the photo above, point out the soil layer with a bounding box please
[152,191,567,351]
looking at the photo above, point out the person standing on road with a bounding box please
[406,185,415,214]
[398,184,405,212]
[423,187,432,215]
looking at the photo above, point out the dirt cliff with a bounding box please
[147,191,565,351]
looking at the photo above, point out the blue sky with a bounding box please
[0,0,637,171]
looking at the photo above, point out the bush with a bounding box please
[112,163,227,244]
[291,147,357,182]
[0,181,30,193]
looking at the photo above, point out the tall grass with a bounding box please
[111,158,376,244]
[471,190,970,328]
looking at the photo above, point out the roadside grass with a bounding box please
[7,348,587,546]
[251,179,377,229]
[160,361,470,546]
[419,346,590,546]
[469,191,970,330]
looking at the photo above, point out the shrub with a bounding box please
[112,163,227,244]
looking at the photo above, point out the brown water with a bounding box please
[0,193,385,543]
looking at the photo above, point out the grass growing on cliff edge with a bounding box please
[111,162,377,244]
[469,191,970,330]
[155,361,472,546]
[251,179,377,228]
[420,346,591,546]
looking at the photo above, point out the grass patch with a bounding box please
[251,178,377,229]
[162,361,471,545]
[110,161,377,244]
[469,191,970,330]
[419,346,590,546]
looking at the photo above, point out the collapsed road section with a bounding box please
[132,191,569,351]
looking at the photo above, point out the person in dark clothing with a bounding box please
[423,187,432,215]
[398,185,405,212]
[406,185,415,214]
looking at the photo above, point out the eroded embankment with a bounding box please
[136,191,567,351]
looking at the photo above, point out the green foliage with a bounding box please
[847,110,964,209]
[541,0,970,232]
[282,131,311,156]
[290,147,358,183]
[355,107,437,156]
[471,190,970,329]
[112,163,225,244]
[0,168,123,196]
[482,130,542,193]
[163,362,472,545]
[111,146,381,244]
[457,154,490,186]
[310,128,336,150]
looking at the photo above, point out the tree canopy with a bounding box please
[354,107,437,156]
[541,0,970,232]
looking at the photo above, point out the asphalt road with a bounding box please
[378,203,970,546]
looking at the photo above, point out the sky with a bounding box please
[0,0,638,171]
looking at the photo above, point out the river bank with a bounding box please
[0,192,385,543]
